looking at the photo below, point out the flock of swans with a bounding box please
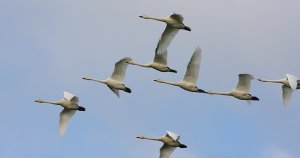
[34,13,299,158]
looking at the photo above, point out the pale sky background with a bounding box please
[1,0,300,158]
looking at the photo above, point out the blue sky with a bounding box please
[1,0,300,158]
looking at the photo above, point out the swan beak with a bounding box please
[153,79,158,82]
[139,15,144,18]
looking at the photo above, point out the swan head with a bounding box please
[82,77,93,80]
[154,79,162,83]
[139,15,147,19]
[35,99,45,103]
[136,136,145,139]
[126,61,133,64]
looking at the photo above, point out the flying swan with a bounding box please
[127,13,191,73]
[207,74,259,101]
[153,47,206,93]
[258,74,299,106]
[83,57,132,97]
[35,91,85,135]
[136,131,187,158]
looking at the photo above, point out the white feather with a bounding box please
[234,74,254,93]
[111,57,132,82]
[63,91,79,103]
[159,144,176,158]
[286,74,298,90]
[59,108,76,136]
[183,47,201,84]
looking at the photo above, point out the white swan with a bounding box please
[83,57,132,97]
[35,91,85,135]
[127,13,191,73]
[140,13,191,55]
[207,74,259,101]
[153,47,205,93]
[137,131,187,158]
[258,74,299,106]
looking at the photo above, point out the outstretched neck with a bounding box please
[154,79,179,86]
[207,91,230,96]
[140,15,165,22]
[258,78,284,84]
[83,77,107,84]
[35,100,61,105]
[128,61,150,68]
[137,136,161,141]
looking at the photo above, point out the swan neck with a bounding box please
[139,137,161,141]
[143,16,165,22]
[38,100,60,105]
[156,80,178,86]
[207,91,230,96]
[129,61,150,68]
[259,78,284,83]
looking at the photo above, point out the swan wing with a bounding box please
[111,57,132,82]
[63,91,79,103]
[234,74,254,93]
[160,144,176,158]
[59,108,76,136]
[108,86,120,98]
[286,74,298,90]
[155,25,179,55]
[170,13,184,22]
[282,85,292,106]
[183,47,201,84]
[154,49,168,65]
[166,131,180,141]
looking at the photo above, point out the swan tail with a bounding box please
[251,96,259,101]
[179,144,187,148]
[124,87,132,93]
[78,106,86,111]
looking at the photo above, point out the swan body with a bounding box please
[154,47,205,93]
[258,74,299,106]
[207,74,259,101]
[35,91,85,135]
[83,57,132,97]
[137,131,187,158]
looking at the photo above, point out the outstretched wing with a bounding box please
[282,85,293,106]
[170,13,184,22]
[183,47,201,84]
[155,25,179,55]
[159,144,176,158]
[286,74,298,90]
[63,91,79,103]
[108,86,120,98]
[154,49,168,65]
[111,57,132,82]
[59,108,76,136]
[166,131,180,141]
[234,74,254,93]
